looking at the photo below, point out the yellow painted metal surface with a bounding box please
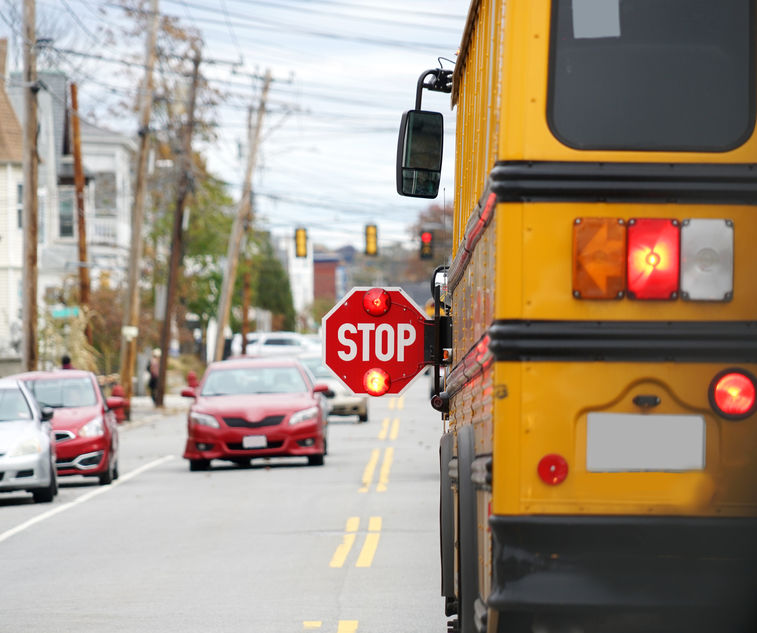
[493,202,757,321]
[492,361,757,517]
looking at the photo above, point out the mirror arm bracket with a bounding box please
[415,69,453,110]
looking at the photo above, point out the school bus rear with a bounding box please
[430,1,757,631]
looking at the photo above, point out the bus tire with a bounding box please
[440,432,456,613]
[457,425,479,633]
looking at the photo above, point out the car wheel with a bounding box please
[358,409,368,423]
[189,459,211,471]
[32,474,56,503]
[307,453,325,466]
[112,460,120,481]
[98,456,114,485]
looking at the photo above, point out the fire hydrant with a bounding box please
[109,384,131,423]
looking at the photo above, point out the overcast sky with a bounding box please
[1,0,466,252]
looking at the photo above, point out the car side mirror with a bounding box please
[41,406,54,422]
[314,384,335,398]
[396,110,444,198]
[181,387,197,399]
[106,396,125,410]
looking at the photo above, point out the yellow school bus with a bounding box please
[397,1,757,632]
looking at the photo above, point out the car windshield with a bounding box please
[26,377,97,408]
[0,388,32,421]
[300,357,333,379]
[200,366,308,396]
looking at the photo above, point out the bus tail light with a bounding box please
[627,218,680,300]
[537,454,569,485]
[680,219,734,301]
[709,369,757,420]
[363,368,391,396]
[572,218,626,299]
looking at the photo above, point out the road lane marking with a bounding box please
[329,517,359,568]
[396,396,405,410]
[0,455,174,545]
[337,621,359,633]
[389,418,400,440]
[358,448,380,493]
[377,418,389,440]
[376,447,394,493]
[356,516,382,568]
[303,622,322,629]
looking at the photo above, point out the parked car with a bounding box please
[181,356,333,470]
[244,332,312,357]
[299,354,369,423]
[0,378,58,503]
[15,371,122,485]
[230,332,261,357]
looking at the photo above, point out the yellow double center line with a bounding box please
[303,621,358,632]
[329,517,382,568]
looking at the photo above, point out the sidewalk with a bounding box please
[129,393,189,419]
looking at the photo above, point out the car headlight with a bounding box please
[189,411,220,429]
[289,406,319,426]
[9,434,42,457]
[79,416,104,438]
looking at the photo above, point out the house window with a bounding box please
[16,183,22,228]
[59,190,74,238]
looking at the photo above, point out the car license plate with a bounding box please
[587,413,705,472]
[242,435,267,449]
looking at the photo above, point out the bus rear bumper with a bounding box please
[489,515,757,622]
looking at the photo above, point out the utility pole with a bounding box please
[70,83,91,344]
[119,0,159,400]
[213,69,272,362]
[155,47,201,407]
[21,0,38,371]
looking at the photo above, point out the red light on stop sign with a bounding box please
[627,218,680,300]
[363,368,390,396]
[363,288,391,316]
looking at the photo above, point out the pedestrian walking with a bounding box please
[148,348,161,405]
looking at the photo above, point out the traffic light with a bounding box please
[420,230,433,259]
[365,224,378,256]
[295,227,308,258]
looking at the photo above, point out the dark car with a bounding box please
[15,371,122,485]
[182,357,332,470]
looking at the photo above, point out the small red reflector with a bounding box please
[627,218,680,300]
[537,454,569,485]
[363,368,390,396]
[363,288,391,316]
[710,370,757,420]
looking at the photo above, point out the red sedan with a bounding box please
[14,370,122,485]
[182,357,332,471]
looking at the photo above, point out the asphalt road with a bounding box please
[0,376,447,633]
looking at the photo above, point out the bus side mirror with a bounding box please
[396,110,444,198]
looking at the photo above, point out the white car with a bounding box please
[0,378,58,503]
[299,354,368,423]
[245,332,312,357]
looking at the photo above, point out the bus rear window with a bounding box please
[548,0,755,152]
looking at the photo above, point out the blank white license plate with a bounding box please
[242,435,267,449]
[587,413,705,472]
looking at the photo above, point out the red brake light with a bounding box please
[537,454,569,485]
[709,369,757,420]
[627,218,680,300]
[363,368,390,396]
[363,288,391,316]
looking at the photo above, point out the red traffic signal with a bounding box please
[420,230,433,259]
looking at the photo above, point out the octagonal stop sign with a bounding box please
[322,287,429,396]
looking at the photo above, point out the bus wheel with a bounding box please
[457,425,479,633]
[440,432,456,615]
